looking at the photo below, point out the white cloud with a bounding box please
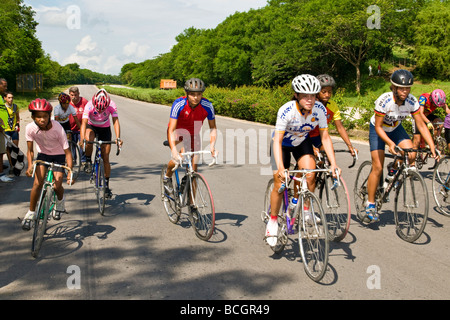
[26,0,268,75]
[123,42,150,59]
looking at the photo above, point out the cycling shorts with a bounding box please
[36,153,66,173]
[86,124,112,142]
[369,123,410,152]
[270,136,314,171]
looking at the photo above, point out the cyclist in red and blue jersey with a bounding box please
[163,78,217,192]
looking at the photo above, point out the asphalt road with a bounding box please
[1,84,449,300]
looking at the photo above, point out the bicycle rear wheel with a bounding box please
[32,186,53,258]
[68,140,82,180]
[433,156,450,217]
[263,178,288,254]
[319,174,351,242]
[298,191,329,282]
[394,169,428,242]
[160,165,181,224]
[96,158,106,215]
[353,160,373,224]
[189,172,215,241]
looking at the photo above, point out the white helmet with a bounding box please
[292,74,321,94]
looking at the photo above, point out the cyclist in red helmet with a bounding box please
[22,99,74,230]
[54,92,81,133]
[80,88,122,198]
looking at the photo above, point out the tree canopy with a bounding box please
[121,0,449,92]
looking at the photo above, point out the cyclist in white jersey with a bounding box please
[364,69,439,222]
[266,74,341,246]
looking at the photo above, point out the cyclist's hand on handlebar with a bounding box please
[349,145,358,157]
[116,138,123,148]
[388,143,398,156]
[276,168,286,181]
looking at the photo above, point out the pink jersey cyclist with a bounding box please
[82,100,118,128]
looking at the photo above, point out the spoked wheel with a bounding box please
[32,186,53,258]
[319,174,351,242]
[432,156,450,217]
[353,160,373,224]
[96,159,106,215]
[189,172,215,241]
[160,165,181,224]
[298,191,329,282]
[68,140,82,181]
[263,178,288,254]
[394,169,428,243]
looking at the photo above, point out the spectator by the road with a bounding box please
[0,78,14,182]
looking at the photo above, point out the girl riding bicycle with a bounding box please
[266,74,341,246]
[365,69,439,223]
[22,99,73,230]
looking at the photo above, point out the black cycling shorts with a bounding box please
[86,124,112,142]
[270,136,314,171]
[36,153,66,173]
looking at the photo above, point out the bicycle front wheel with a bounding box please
[354,160,373,224]
[189,173,215,241]
[160,165,181,224]
[263,178,288,254]
[96,158,106,215]
[298,191,329,282]
[320,174,351,242]
[68,140,82,181]
[32,186,53,258]
[394,169,428,243]
[433,156,450,217]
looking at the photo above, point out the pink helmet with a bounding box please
[431,89,446,107]
[92,89,111,112]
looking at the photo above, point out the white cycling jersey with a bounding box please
[370,92,420,132]
[275,100,328,147]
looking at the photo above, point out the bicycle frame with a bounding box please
[172,150,216,207]
[376,146,420,209]
[281,168,331,224]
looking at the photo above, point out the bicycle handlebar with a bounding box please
[318,149,358,168]
[83,139,122,156]
[278,168,339,193]
[172,150,217,171]
[32,160,73,184]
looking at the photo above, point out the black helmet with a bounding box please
[184,78,205,92]
[316,74,336,88]
[390,69,414,87]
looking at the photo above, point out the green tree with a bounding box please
[413,0,450,80]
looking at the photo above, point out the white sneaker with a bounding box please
[265,218,278,246]
[0,174,14,182]
[304,210,321,225]
[22,210,36,231]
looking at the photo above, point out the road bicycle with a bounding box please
[354,146,428,243]
[65,130,82,180]
[30,160,73,258]
[160,141,217,241]
[432,156,450,217]
[262,168,330,282]
[84,137,121,215]
[414,122,447,170]
[314,149,357,242]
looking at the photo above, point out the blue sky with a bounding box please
[24,0,268,76]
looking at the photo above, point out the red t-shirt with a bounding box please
[69,97,89,132]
